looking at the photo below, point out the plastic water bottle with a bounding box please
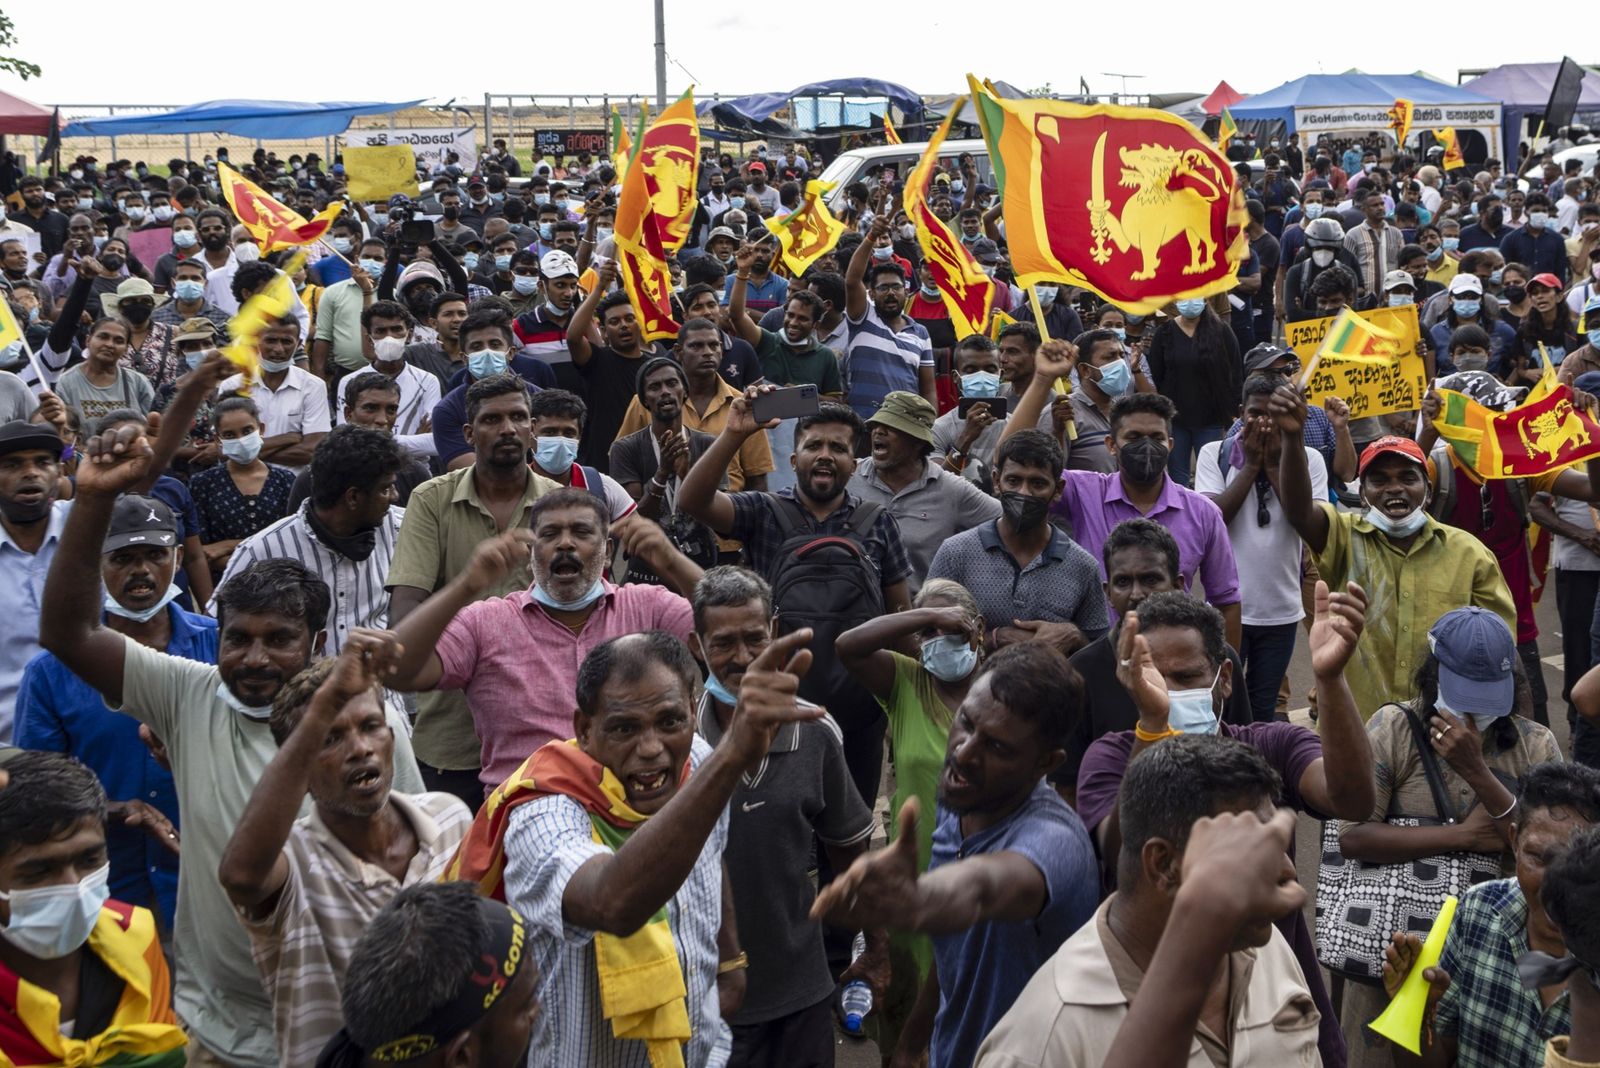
[840,932,872,1036]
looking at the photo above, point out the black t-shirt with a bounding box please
[577,346,650,472]
[609,425,721,582]
[9,209,67,256]
[719,335,764,390]
[1054,629,1254,787]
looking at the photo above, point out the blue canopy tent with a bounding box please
[61,99,425,139]
[698,78,923,137]
[1229,73,1502,162]
[1460,63,1600,167]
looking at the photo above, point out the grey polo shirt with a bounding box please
[850,457,1002,592]
[697,693,872,1025]
[926,520,1110,639]
[1063,390,1116,473]
[931,383,1055,491]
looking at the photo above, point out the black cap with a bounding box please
[0,420,62,459]
[1243,343,1299,375]
[104,494,177,553]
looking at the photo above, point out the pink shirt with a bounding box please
[435,581,694,788]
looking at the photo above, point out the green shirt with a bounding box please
[115,635,423,1067]
[385,465,561,768]
[754,327,843,394]
[1312,502,1516,720]
[314,277,370,371]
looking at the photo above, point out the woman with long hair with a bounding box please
[1146,295,1241,486]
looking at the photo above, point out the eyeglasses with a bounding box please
[1255,478,1273,528]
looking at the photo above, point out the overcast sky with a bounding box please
[1,3,1579,109]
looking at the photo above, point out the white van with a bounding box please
[814,140,994,212]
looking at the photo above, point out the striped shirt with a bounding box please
[242,791,472,1067]
[209,502,403,654]
[505,735,731,1068]
[844,304,932,419]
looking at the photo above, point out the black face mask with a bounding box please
[443,206,460,221]
[1502,284,1528,304]
[120,303,152,326]
[1118,437,1169,484]
[99,255,125,273]
[306,504,378,561]
[1000,491,1050,532]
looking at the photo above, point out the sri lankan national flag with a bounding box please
[1388,99,1414,149]
[1217,107,1239,153]
[765,179,846,275]
[1434,127,1464,171]
[905,97,992,339]
[222,251,306,383]
[216,163,341,254]
[883,113,902,145]
[615,91,699,341]
[968,74,1249,315]
[1433,373,1600,479]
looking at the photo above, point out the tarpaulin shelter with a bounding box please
[0,89,59,137]
[698,79,924,137]
[1460,62,1600,167]
[1229,73,1503,160]
[1201,81,1247,116]
[61,99,424,140]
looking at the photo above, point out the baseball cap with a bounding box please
[866,391,936,445]
[1529,272,1563,291]
[748,161,766,174]
[1428,606,1515,716]
[968,237,1001,263]
[1357,435,1427,476]
[1243,343,1300,376]
[103,494,177,554]
[0,420,61,459]
[1382,269,1415,292]
[539,250,579,280]
[1448,274,1483,295]
[707,226,738,244]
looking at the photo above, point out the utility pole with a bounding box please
[654,0,667,109]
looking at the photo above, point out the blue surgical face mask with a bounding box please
[1034,284,1059,305]
[1124,312,1145,325]
[1166,665,1222,734]
[1529,211,1550,229]
[0,863,110,959]
[534,435,579,472]
[1387,293,1414,307]
[1111,327,1126,340]
[1095,357,1133,397]
[531,578,605,612]
[920,634,978,682]
[1303,203,1325,220]
[468,348,509,379]
[539,223,555,241]
[596,227,613,244]
[174,279,205,303]
[1,341,20,364]
[960,370,1001,397]
[1364,500,1429,537]
[1453,299,1482,319]
[461,252,480,272]
[512,275,540,296]
[1175,299,1206,319]
[183,349,206,370]
[359,258,385,277]
[259,356,293,374]
[703,669,738,706]
[105,581,181,623]
[534,194,551,206]
[331,237,353,254]
[1427,245,1444,263]
[1489,269,1504,285]
[1443,236,1461,251]
[494,254,513,272]
[172,229,198,249]
[920,283,941,300]
[221,431,263,463]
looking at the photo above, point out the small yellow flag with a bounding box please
[343,145,418,203]
[222,252,307,383]
[0,298,21,350]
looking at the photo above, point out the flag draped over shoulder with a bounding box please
[1387,99,1414,149]
[765,179,846,275]
[217,163,341,254]
[905,97,993,339]
[968,74,1249,315]
[615,90,699,342]
[1433,368,1600,479]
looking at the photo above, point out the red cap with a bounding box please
[1530,272,1563,290]
[1357,435,1427,475]
[748,161,766,173]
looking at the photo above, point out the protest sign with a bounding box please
[1287,304,1426,419]
[344,126,476,175]
[343,145,419,203]
[124,227,172,270]
[534,129,608,156]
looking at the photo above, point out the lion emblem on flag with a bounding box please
[1518,399,1592,463]
[1087,136,1228,280]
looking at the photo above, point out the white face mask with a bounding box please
[221,431,263,464]
[371,335,407,365]
[1364,499,1428,537]
[0,864,110,959]
[215,680,272,720]
[1166,665,1223,735]
[104,582,182,623]
[1311,249,1335,268]
[233,243,261,264]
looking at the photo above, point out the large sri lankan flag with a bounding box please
[1433,368,1600,479]
[967,76,1249,314]
[614,89,700,342]
[905,98,993,339]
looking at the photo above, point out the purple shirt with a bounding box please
[434,581,694,786]
[1052,469,1240,605]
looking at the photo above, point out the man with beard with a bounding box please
[810,642,1099,1068]
[6,176,66,255]
[1002,341,1243,645]
[0,421,70,737]
[845,216,936,417]
[211,425,404,655]
[313,883,540,1068]
[1271,386,1517,719]
[16,493,200,931]
[387,488,703,793]
[39,422,423,1068]
[220,633,473,1066]
[569,263,656,471]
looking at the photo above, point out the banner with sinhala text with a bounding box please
[1287,305,1425,419]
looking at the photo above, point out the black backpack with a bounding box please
[768,497,887,732]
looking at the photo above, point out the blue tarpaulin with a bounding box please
[61,99,425,140]
[1228,73,1497,131]
[699,79,924,130]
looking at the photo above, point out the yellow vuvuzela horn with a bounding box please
[1369,895,1459,1055]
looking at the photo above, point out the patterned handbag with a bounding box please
[1314,704,1503,984]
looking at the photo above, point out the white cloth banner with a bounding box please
[344,127,478,175]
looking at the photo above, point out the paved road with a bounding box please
[830,578,1578,1065]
